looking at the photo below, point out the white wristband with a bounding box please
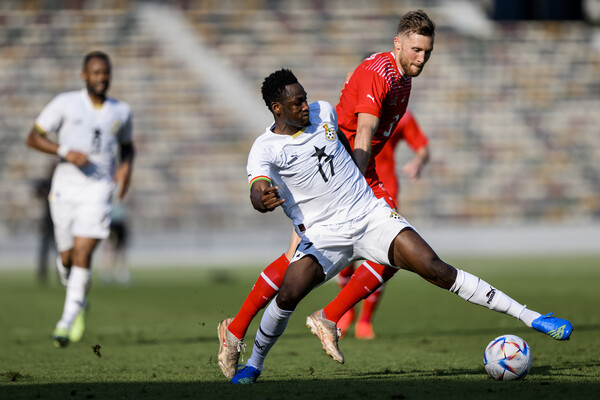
[57,145,70,159]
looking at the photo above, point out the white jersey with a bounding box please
[35,89,132,203]
[247,101,381,230]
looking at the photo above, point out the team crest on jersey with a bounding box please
[111,120,121,135]
[322,123,336,141]
[390,210,402,221]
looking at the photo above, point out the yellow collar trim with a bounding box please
[291,128,305,138]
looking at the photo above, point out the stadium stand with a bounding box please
[1,0,599,247]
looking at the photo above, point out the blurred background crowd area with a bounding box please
[1,0,599,244]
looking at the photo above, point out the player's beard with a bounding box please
[87,80,109,98]
[399,57,424,78]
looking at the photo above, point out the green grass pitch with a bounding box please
[1,255,599,399]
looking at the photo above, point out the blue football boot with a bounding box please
[230,364,261,384]
[532,313,573,340]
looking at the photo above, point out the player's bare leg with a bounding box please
[389,229,572,340]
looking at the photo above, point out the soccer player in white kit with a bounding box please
[26,51,134,347]
[227,69,572,384]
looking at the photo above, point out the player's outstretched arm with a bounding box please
[250,180,285,213]
[26,127,89,167]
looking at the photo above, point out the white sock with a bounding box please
[56,256,70,287]
[449,269,540,327]
[246,297,294,370]
[57,266,91,329]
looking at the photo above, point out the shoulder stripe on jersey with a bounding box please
[34,123,48,136]
[365,54,411,95]
[249,175,271,188]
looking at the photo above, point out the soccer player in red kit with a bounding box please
[337,109,430,339]
[316,17,435,344]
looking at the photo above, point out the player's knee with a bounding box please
[276,287,299,311]
[71,247,93,267]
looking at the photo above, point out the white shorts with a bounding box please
[290,199,414,284]
[49,197,111,252]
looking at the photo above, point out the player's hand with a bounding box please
[401,159,423,180]
[261,186,285,212]
[113,163,132,199]
[65,151,90,168]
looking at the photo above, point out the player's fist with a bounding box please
[261,186,285,212]
[65,150,90,167]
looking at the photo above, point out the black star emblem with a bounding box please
[312,146,328,162]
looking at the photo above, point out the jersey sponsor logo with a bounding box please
[322,123,335,141]
[366,94,376,103]
[287,154,299,165]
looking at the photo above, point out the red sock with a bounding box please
[323,261,397,323]
[336,263,356,334]
[227,253,289,340]
[358,285,384,323]
[337,263,355,288]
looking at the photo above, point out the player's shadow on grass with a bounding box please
[126,331,327,346]
[531,360,600,378]
[2,377,599,400]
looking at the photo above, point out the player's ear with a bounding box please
[271,102,281,116]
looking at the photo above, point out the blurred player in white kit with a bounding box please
[26,50,135,347]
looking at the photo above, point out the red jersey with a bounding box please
[374,110,429,201]
[336,51,412,185]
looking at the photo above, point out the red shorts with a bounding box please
[371,182,397,209]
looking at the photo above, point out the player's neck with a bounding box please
[391,49,405,76]
[87,91,106,107]
[272,121,303,136]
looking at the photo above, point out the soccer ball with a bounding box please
[483,334,532,381]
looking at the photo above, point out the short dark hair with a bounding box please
[83,50,111,71]
[397,10,435,38]
[261,68,299,110]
